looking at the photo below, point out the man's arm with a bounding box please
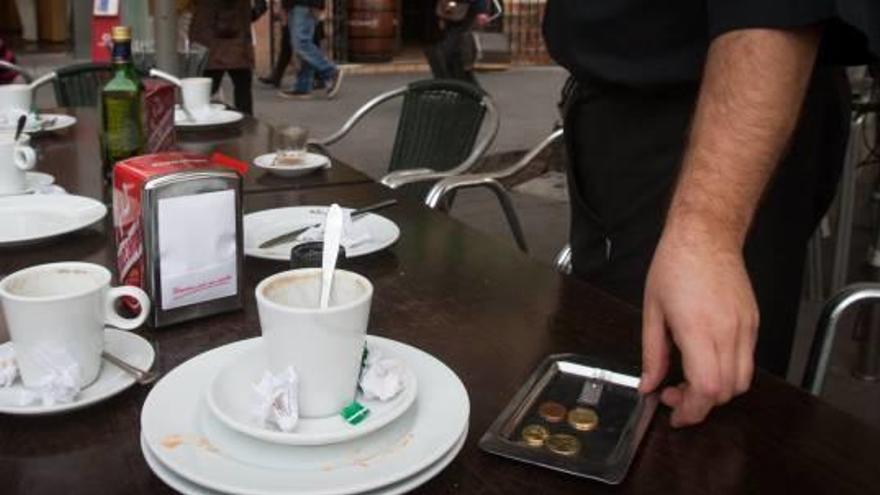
[639,27,821,427]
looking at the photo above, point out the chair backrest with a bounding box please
[52,62,114,107]
[388,79,490,174]
[0,60,32,83]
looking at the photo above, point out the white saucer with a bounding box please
[141,426,467,495]
[0,172,55,197]
[27,114,77,134]
[175,109,244,130]
[141,336,469,495]
[244,206,400,261]
[0,194,107,247]
[207,336,417,446]
[0,329,155,415]
[253,152,331,178]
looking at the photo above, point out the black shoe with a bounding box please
[259,76,281,87]
[278,89,313,99]
[325,69,344,99]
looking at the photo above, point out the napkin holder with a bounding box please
[113,152,244,328]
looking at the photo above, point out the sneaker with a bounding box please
[278,89,313,100]
[325,69,344,99]
[259,76,280,87]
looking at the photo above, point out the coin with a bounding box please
[567,407,599,431]
[537,401,566,423]
[521,424,550,447]
[546,433,581,456]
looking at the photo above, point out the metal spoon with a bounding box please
[320,204,343,309]
[102,351,160,385]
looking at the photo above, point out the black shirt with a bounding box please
[543,0,879,87]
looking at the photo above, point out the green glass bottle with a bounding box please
[100,25,145,179]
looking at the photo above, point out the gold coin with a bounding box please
[521,424,550,447]
[546,433,581,456]
[567,407,599,431]
[537,401,566,423]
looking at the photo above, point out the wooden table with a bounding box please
[2,121,880,494]
[30,108,373,199]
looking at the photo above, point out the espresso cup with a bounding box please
[180,77,213,120]
[0,84,32,127]
[256,268,372,418]
[0,131,36,195]
[0,262,151,389]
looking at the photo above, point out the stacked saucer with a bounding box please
[140,335,470,494]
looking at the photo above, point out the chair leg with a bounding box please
[830,115,867,293]
[486,181,528,253]
[802,283,880,395]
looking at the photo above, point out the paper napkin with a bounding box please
[359,347,405,402]
[0,344,81,407]
[252,367,300,432]
[298,209,372,251]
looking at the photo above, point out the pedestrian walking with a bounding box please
[426,0,490,86]
[190,0,267,115]
[278,0,343,99]
[259,0,326,89]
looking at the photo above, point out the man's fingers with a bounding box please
[736,317,757,394]
[670,383,717,428]
[639,300,669,394]
[671,332,722,427]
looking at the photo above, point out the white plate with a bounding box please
[207,337,418,446]
[175,109,244,130]
[0,172,55,197]
[0,194,107,247]
[24,114,77,135]
[252,152,331,178]
[141,426,467,495]
[141,336,469,495]
[0,329,155,415]
[244,206,400,261]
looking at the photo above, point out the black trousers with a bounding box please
[425,20,477,86]
[563,67,851,376]
[205,68,254,115]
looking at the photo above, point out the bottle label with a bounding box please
[105,96,142,161]
[112,41,131,63]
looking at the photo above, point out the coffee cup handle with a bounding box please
[104,286,151,330]
[15,146,36,171]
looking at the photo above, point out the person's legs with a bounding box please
[289,6,336,90]
[204,69,226,95]
[742,67,850,375]
[262,23,293,85]
[228,68,254,115]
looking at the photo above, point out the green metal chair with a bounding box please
[313,79,500,196]
[51,62,114,107]
[0,60,33,83]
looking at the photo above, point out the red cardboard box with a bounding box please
[143,79,176,154]
[113,152,245,326]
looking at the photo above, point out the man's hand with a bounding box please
[638,27,821,427]
[475,13,490,28]
[641,220,758,427]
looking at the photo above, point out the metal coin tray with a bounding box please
[479,353,657,484]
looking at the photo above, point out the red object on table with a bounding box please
[112,152,243,312]
[143,79,176,154]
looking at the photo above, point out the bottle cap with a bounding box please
[111,26,132,42]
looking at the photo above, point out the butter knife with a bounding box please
[258,199,398,249]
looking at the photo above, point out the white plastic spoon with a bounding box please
[319,204,343,309]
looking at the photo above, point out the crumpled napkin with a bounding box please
[252,367,299,432]
[0,345,82,407]
[359,347,406,402]
[298,209,372,251]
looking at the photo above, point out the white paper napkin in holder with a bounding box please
[113,152,244,327]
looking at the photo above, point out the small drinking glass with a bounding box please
[274,126,310,167]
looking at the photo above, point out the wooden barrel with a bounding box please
[348,0,397,62]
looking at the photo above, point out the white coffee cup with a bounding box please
[0,131,36,195]
[0,262,151,389]
[180,77,213,120]
[0,84,33,127]
[256,268,372,418]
